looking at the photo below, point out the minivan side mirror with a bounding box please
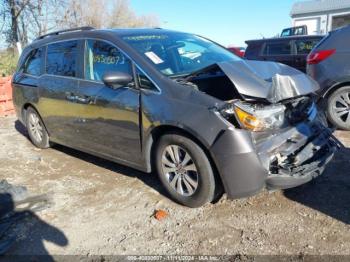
[102,72,133,89]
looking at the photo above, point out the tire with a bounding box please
[327,86,350,130]
[155,133,216,208]
[25,107,50,149]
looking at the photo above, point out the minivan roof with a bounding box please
[29,27,182,47]
[245,35,324,44]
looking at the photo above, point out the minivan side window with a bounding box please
[264,42,292,56]
[21,48,44,76]
[295,40,319,54]
[46,40,78,77]
[84,40,132,82]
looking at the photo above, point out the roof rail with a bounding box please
[35,26,95,41]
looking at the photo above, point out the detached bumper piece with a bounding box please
[264,124,339,190]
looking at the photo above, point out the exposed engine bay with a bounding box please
[174,61,339,190]
[175,59,320,104]
[169,53,340,193]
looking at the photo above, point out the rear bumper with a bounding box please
[210,114,339,199]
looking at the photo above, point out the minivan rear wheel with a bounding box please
[155,133,216,207]
[327,86,350,130]
[26,107,50,149]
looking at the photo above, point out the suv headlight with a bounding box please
[222,101,286,132]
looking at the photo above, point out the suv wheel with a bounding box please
[327,86,350,130]
[26,107,50,149]
[155,133,216,207]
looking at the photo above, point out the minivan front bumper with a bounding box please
[210,114,339,199]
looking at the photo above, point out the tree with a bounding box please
[108,0,159,28]
[0,0,66,49]
[58,0,159,29]
[0,0,159,52]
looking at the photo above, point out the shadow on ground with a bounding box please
[0,193,68,260]
[14,120,169,200]
[284,148,350,225]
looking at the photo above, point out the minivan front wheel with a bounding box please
[26,107,50,149]
[155,133,216,207]
[327,86,350,130]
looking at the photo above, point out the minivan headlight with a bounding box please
[222,101,286,132]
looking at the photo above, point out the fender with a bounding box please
[141,121,216,173]
[322,79,350,98]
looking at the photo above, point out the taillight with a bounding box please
[307,49,335,65]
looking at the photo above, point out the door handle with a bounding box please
[65,92,92,104]
[65,93,77,102]
[75,96,92,104]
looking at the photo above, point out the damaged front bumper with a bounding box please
[257,118,338,190]
[210,113,339,199]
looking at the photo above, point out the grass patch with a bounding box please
[0,49,19,77]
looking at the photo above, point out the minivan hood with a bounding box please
[217,60,320,103]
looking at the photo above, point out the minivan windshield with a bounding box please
[122,32,241,77]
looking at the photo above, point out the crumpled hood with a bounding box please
[217,60,320,103]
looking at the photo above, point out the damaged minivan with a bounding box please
[13,27,339,207]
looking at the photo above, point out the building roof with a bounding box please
[291,0,350,16]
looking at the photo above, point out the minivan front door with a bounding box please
[72,39,142,166]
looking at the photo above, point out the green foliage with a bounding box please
[0,49,18,77]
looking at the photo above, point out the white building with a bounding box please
[291,0,350,35]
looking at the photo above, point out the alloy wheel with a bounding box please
[161,145,199,196]
[28,113,44,143]
[333,91,350,125]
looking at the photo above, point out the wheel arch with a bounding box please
[322,81,350,99]
[21,103,49,135]
[22,102,37,126]
[144,125,222,185]
[144,124,224,197]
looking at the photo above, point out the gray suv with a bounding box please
[13,27,337,207]
[307,25,350,130]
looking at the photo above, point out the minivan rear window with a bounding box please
[46,40,78,77]
[21,48,44,76]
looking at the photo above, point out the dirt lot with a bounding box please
[1,115,350,256]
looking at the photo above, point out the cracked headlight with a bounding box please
[223,101,286,132]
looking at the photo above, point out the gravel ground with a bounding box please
[0,115,349,257]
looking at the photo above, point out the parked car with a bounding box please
[245,35,323,72]
[227,46,245,57]
[281,25,308,37]
[307,25,350,130]
[13,27,337,207]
